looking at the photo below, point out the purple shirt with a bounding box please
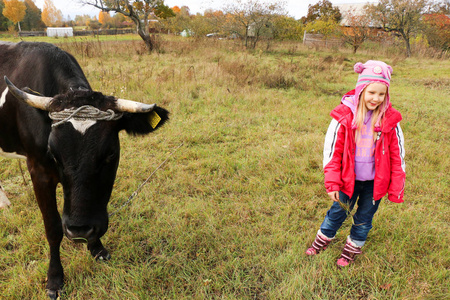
[355,111,376,181]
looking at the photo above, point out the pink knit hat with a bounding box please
[353,60,393,131]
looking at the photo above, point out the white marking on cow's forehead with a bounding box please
[0,147,26,160]
[68,119,97,134]
[0,87,8,108]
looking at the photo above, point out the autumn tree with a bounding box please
[301,0,341,39]
[222,0,287,49]
[112,13,132,28]
[302,0,341,24]
[82,0,174,53]
[160,5,191,35]
[188,12,221,38]
[439,0,450,12]
[171,5,180,14]
[0,0,10,30]
[339,7,373,53]
[22,0,45,30]
[423,13,450,52]
[74,14,91,26]
[88,16,101,29]
[98,10,111,27]
[272,15,303,40]
[155,1,174,19]
[41,0,63,26]
[304,18,339,37]
[2,0,26,31]
[203,9,226,36]
[366,0,433,57]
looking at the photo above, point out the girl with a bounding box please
[306,60,405,267]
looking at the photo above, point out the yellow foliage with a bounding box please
[172,6,181,14]
[99,11,110,25]
[2,0,26,24]
[41,0,63,27]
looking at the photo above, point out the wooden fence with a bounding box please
[303,32,342,48]
[18,29,135,37]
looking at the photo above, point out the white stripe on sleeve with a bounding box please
[323,119,341,169]
[395,124,406,172]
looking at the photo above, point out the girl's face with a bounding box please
[362,82,387,111]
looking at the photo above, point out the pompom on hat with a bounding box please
[352,60,393,131]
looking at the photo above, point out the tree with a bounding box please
[88,17,101,29]
[171,5,180,14]
[423,13,450,52]
[222,0,287,49]
[0,0,11,31]
[41,0,63,26]
[272,15,303,40]
[302,0,341,24]
[304,18,339,37]
[188,12,223,38]
[339,7,373,53]
[203,9,226,36]
[74,14,91,26]
[2,0,26,31]
[160,5,190,35]
[301,0,341,41]
[366,0,433,57]
[436,0,450,13]
[98,10,111,26]
[22,0,46,30]
[82,0,174,53]
[154,1,174,19]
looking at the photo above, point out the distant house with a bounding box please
[336,3,384,35]
[47,27,73,37]
[303,2,388,47]
[337,3,370,26]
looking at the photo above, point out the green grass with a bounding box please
[0,36,449,299]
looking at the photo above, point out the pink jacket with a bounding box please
[323,101,405,203]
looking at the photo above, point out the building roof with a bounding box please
[336,2,381,27]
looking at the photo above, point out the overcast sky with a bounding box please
[33,0,375,21]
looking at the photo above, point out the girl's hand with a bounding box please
[328,191,340,202]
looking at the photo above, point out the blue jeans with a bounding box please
[320,181,381,247]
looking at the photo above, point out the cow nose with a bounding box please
[65,225,96,243]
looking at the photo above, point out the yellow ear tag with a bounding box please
[149,111,161,129]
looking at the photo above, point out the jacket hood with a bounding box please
[341,89,357,114]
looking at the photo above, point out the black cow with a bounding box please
[0,41,169,298]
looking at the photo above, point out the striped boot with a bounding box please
[336,238,362,267]
[305,231,333,256]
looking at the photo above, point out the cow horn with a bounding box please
[115,98,156,113]
[4,76,53,111]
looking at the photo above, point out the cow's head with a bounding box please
[5,76,169,244]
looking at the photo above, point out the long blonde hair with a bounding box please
[354,89,384,142]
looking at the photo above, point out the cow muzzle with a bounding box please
[64,224,98,243]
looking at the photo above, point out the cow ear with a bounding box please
[118,106,169,135]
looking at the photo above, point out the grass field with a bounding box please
[0,35,449,299]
